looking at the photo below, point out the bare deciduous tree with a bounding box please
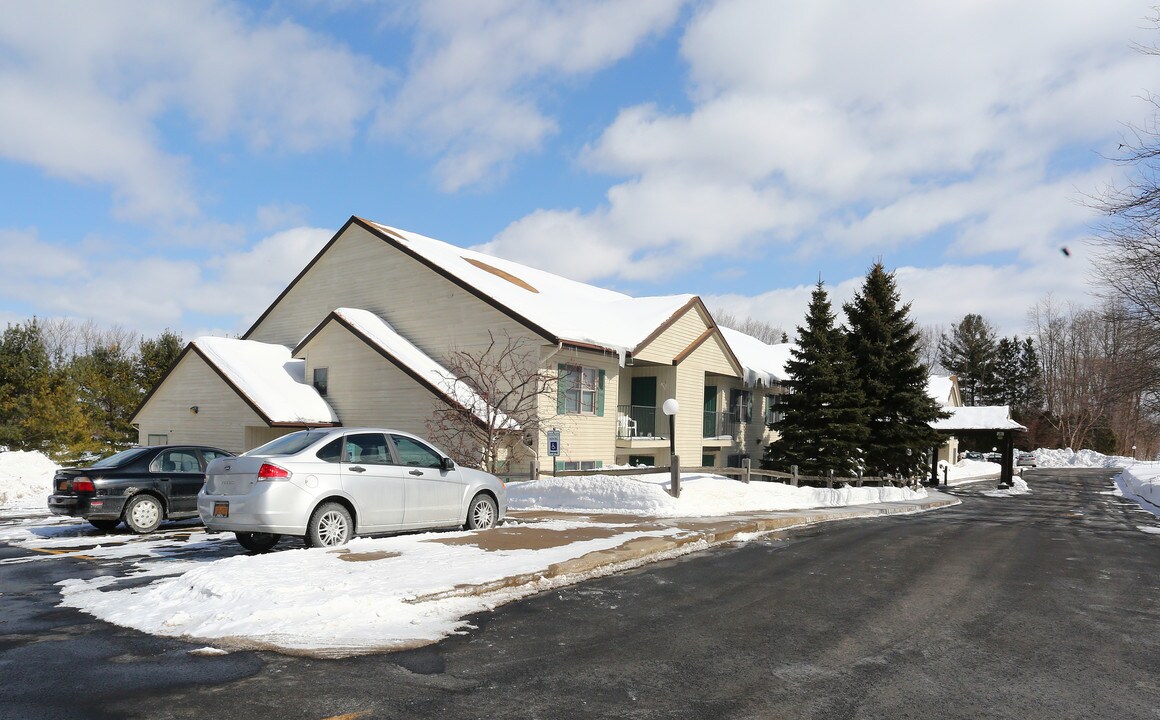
[711,309,787,344]
[425,332,558,475]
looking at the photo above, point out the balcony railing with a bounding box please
[703,410,740,440]
[616,404,658,439]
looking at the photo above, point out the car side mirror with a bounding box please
[441,457,456,471]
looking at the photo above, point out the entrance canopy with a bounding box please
[931,406,1027,433]
[930,405,1026,487]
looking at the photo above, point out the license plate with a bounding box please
[213,502,229,518]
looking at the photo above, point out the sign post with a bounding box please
[547,429,561,476]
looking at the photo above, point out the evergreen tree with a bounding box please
[765,282,867,477]
[985,336,1021,406]
[72,341,139,452]
[1017,337,1044,412]
[0,319,90,459]
[938,314,997,405]
[844,262,947,477]
[135,329,183,392]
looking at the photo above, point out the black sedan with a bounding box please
[48,445,234,533]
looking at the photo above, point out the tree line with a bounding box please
[0,318,183,462]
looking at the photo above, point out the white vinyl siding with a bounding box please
[133,353,271,454]
[633,305,707,364]
[300,322,440,437]
[249,224,533,356]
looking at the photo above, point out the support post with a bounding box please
[670,454,681,498]
[742,457,751,484]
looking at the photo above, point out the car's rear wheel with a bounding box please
[465,493,498,530]
[305,502,352,548]
[123,494,163,534]
[235,531,281,553]
[89,519,119,532]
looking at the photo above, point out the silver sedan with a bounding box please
[198,428,506,552]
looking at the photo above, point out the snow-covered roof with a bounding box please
[718,328,794,386]
[927,375,957,407]
[365,220,694,360]
[193,337,338,425]
[329,308,517,429]
[931,405,1026,432]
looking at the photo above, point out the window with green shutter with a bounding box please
[558,363,605,416]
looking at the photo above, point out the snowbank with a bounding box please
[1035,448,1131,468]
[508,471,928,516]
[0,451,58,509]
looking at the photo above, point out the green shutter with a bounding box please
[557,363,570,414]
[555,460,565,472]
[596,460,603,469]
[596,369,606,417]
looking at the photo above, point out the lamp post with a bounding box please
[662,398,680,498]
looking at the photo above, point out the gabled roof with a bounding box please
[358,219,697,361]
[718,328,794,386]
[191,337,338,426]
[931,405,1026,432]
[926,375,962,408]
[297,308,517,430]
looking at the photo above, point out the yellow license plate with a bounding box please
[213,502,229,518]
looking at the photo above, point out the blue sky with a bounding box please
[1,0,1155,342]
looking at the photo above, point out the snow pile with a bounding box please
[1114,462,1160,511]
[982,477,1032,497]
[0,451,58,509]
[1035,448,1130,468]
[508,471,927,516]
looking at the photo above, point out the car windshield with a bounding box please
[90,447,152,469]
[244,430,333,457]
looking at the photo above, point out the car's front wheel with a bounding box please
[465,493,498,530]
[123,494,163,534]
[305,502,352,548]
[235,531,281,553]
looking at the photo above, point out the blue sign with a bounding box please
[547,429,561,457]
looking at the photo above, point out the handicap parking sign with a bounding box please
[547,429,561,457]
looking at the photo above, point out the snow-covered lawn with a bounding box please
[0,447,1146,657]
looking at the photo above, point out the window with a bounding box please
[345,433,391,465]
[627,455,655,467]
[313,367,329,396]
[390,434,443,469]
[146,433,168,446]
[202,449,231,465]
[558,364,604,415]
[730,388,752,423]
[765,394,785,425]
[316,438,343,463]
[153,449,199,473]
[558,460,602,471]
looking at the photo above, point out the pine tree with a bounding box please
[765,281,867,477]
[135,329,183,392]
[844,262,947,477]
[72,341,139,452]
[938,314,997,405]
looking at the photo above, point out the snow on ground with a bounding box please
[0,447,1125,658]
[508,470,928,516]
[0,451,58,510]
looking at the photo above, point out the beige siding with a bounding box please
[674,338,742,463]
[300,323,441,436]
[534,349,621,470]
[134,353,269,454]
[250,224,535,356]
[633,304,707,365]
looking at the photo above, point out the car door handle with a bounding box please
[349,466,366,473]
[408,469,423,476]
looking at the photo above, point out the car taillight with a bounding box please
[73,477,95,493]
[257,463,291,481]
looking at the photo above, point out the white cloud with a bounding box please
[487,0,1151,320]
[0,1,387,221]
[0,225,332,338]
[376,0,685,190]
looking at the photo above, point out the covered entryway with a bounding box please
[930,406,1027,488]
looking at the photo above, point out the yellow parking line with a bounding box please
[323,713,372,720]
[26,547,96,561]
